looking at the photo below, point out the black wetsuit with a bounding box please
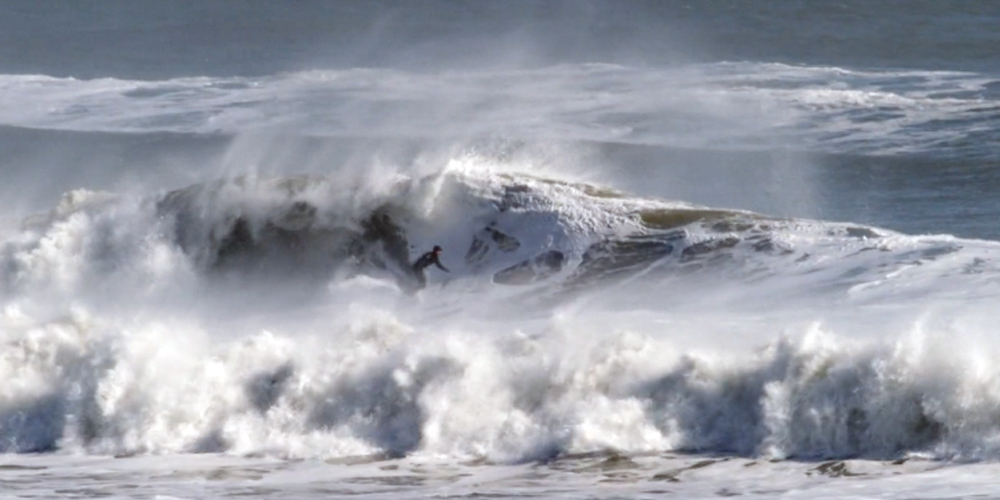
[411,250,449,289]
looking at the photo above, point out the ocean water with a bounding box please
[2,2,1000,498]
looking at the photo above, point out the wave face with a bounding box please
[5,152,1000,462]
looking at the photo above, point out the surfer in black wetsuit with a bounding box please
[410,245,449,290]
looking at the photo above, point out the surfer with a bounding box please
[411,245,449,290]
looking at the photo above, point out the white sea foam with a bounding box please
[4,150,1000,469]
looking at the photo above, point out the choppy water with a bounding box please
[2,2,1000,499]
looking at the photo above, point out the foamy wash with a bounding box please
[3,2,1000,499]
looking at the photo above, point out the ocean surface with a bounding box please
[2,1,1000,498]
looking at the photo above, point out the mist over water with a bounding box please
[3,2,1000,499]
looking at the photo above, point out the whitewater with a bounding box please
[4,2,1000,499]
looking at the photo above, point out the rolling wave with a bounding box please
[4,161,1000,461]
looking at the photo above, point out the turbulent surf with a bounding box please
[3,2,1000,499]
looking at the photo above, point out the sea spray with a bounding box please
[5,153,1000,464]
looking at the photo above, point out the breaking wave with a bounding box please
[4,151,1000,462]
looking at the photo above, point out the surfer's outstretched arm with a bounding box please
[411,245,448,274]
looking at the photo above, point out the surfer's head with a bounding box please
[433,245,443,254]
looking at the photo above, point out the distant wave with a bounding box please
[1,62,996,158]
